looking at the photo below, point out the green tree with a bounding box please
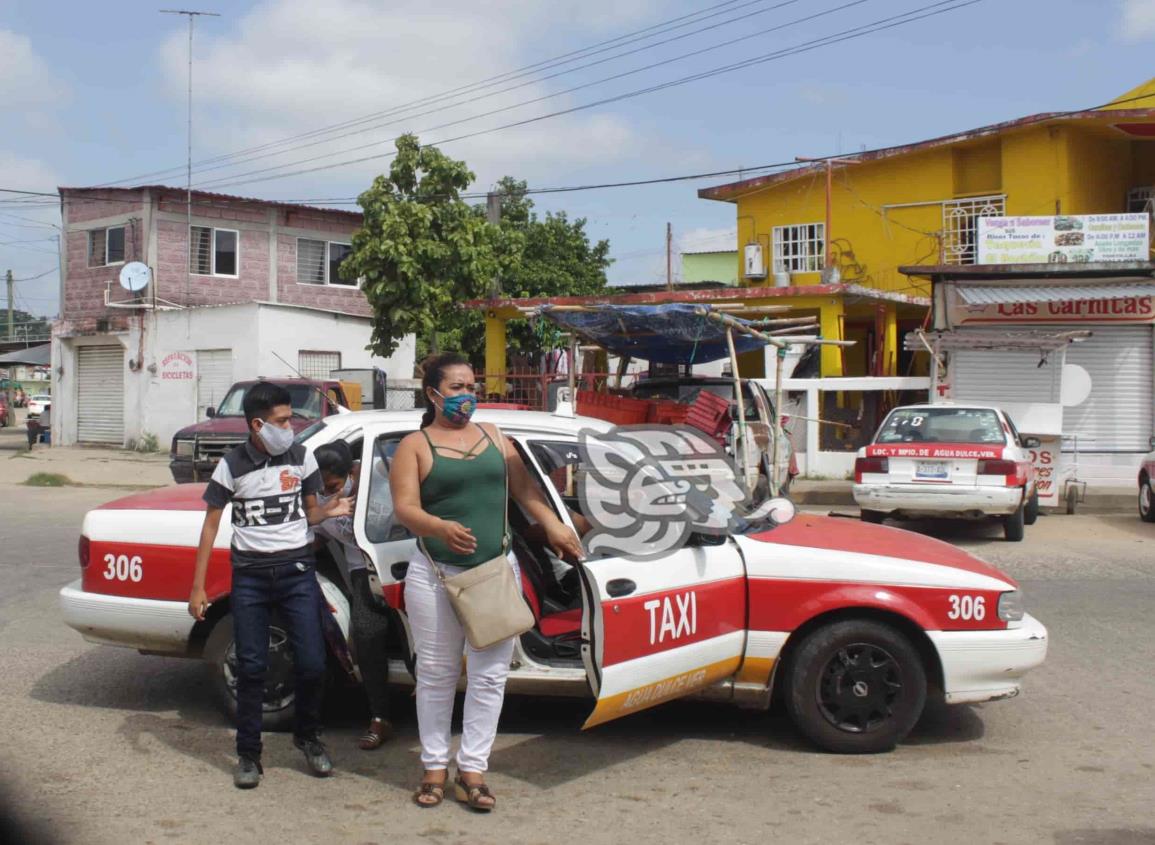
[344,134,520,359]
[1,309,51,342]
[458,177,612,366]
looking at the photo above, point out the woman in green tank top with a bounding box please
[390,353,583,811]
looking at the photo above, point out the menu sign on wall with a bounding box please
[977,214,1150,265]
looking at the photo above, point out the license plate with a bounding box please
[915,461,950,480]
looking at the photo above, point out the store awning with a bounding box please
[956,282,1155,305]
[0,344,50,366]
[904,329,1093,352]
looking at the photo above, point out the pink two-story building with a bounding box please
[52,186,414,447]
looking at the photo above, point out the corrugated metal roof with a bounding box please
[957,282,1155,305]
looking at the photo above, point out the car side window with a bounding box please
[365,434,413,543]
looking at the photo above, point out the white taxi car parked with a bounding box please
[60,408,1047,754]
[854,403,1039,541]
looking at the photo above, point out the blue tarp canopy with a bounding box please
[537,303,765,365]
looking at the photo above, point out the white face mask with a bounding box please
[256,419,295,456]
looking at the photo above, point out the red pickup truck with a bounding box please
[168,378,351,483]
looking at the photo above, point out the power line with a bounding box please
[199,0,986,191]
[97,0,767,186]
[196,0,882,190]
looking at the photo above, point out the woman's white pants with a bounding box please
[405,552,519,773]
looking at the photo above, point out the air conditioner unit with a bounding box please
[744,243,766,278]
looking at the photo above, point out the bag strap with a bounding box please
[418,423,510,581]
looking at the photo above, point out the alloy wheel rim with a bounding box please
[816,642,903,733]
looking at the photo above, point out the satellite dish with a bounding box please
[119,261,152,293]
[1060,363,1092,407]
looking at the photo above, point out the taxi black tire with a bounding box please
[785,619,927,754]
[1140,478,1155,523]
[1023,490,1039,526]
[1004,503,1025,541]
[204,613,297,733]
[860,509,886,524]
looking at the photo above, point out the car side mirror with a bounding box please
[1022,436,1041,449]
[205,406,216,418]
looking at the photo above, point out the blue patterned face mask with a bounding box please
[434,389,477,425]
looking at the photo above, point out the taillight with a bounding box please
[978,459,1024,485]
[78,536,91,570]
[855,456,889,483]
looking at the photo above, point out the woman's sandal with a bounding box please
[453,773,496,812]
[413,780,446,808]
[358,718,393,751]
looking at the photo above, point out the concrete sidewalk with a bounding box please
[0,424,172,488]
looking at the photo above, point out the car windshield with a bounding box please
[876,408,1005,445]
[213,384,324,419]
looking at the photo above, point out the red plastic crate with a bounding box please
[685,389,731,442]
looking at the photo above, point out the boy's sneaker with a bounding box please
[233,755,263,789]
[294,736,333,777]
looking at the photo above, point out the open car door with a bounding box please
[352,424,419,611]
[577,543,747,728]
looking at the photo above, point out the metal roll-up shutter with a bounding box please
[77,345,125,443]
[1062,325,1153,452]
[951,332,1062,404]
[197,349,233,420]
[298,350,341,380]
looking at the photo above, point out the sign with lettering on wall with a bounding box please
[977,214,1150,265]
[160,352,194,381]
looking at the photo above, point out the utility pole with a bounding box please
[794,155,861,272]
[666,222,673,291]
[6,270,13,341]
[161,9,220,310]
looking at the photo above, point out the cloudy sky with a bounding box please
[3,0,1155,320]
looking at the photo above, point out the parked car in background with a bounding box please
[1139,438,1155,523]
[168,378,353,483]
[26,394,52,418]
[853,403,1039,541]
[62,408,1047,754]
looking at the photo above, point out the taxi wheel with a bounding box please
[205,613,297,733]
[1024,491,1039,526]
[1140,481,1155,523]
[785,620,926,754]
[1003,503,1025,542]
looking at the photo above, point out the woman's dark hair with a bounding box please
[314,440,353,477]
[243,381,293,425]
[420,352,471,428]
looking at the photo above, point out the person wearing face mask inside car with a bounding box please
[187,382,354,790]
[313,440,394,751]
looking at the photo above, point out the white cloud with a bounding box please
[678,226,736,253]
[158,0,676,194]
[1119,0,1155,42]
[0,29,68,112]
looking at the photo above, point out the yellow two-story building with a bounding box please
[698,77,1155,379]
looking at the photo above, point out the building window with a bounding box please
[1127,186,1154,218]
[298,350,341,380]
[772,223,825,274]
[297,238,356,286]
[88,226,126,267]
[942,195,1005,265]
[190,226,238,276]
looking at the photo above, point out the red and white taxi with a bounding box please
[60,409,1047,754]
[1139,438,1155,523]
[854,403,1040,541]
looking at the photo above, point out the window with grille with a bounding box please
[1128,186,1154,217]
[942,196,1005,264]
[190,226,238,276]
[297,238,356,286]
[88,226,126,267]
[772,223,825,273]
[298,350,341,380]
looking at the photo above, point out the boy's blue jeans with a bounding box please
[230,560,326,758]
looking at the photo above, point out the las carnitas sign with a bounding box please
[948,293,1155,326]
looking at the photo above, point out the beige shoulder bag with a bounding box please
[419,424,534,650]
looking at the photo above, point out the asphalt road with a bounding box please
[1,485,1153,845]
